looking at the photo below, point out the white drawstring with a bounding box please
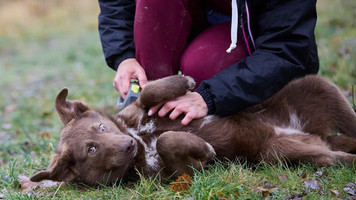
[226,0,238,53]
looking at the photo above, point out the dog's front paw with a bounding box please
[138,75,196,108]
[183,76,196,91]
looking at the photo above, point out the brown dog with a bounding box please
[30,75,356,185]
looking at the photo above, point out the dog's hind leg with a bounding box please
[274,75,356,138]
[304,76,356,138]
[138,75,196,108]
[261,134,356,166]
[326,135,356,154]
[156,131,216,177]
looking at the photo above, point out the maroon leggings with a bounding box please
[134,0,248,87]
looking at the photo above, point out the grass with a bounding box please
[316,0,356,91]
[0,0,355,199]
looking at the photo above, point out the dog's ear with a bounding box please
[30,150,76,183]
[55,88,90,125]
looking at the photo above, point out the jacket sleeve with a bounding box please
[195,0,319,116]
[98,0,136,71]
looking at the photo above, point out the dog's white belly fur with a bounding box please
[273,113,309,135]
[199,115,215,129]
[274,126,308,135]
[200,112,308,136]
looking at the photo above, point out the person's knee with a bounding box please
[180,22,248,84]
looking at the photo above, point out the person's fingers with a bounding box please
[169,106,184,120]
[158,102,175,117]
[119,77,130,98]
[113,78,120,93]
[149,92,208,126]
[181,113,194,126]
[148,102,164,116]
[114,71,130,98]
[115,58,146,98]
[137,70,148,88]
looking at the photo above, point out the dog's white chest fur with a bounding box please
[144,137,159,170]
[127,120,160,172]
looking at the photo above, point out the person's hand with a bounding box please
[113,58,148,98]
[148,92,208,125]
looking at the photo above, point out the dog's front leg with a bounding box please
[138,75,196,108]
[156,131,216,177]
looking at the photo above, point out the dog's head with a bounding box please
[30,88,138,185]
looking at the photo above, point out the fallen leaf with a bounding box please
[298,172,307,180]
[1,123,12,130]
[332,38,340,45]
[329,189,340,196]
[286,192,306,200]
[5,104,17,113]
[254,186,270,198]
[343,187,356,196]
[263,182,276,189]
[19,175,40,192]
[303,179,323,193]
[41,131,51,138]
[261,190,270,198]
[233,192,241,198]
[314,170,324,177]
[322,178,330,183]
[18,175,60,193]
[169,174,192,193]
[278,174,288,181]
[0,159,6,165]
[346,182,356,188]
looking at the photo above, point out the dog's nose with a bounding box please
[124,138,135,153]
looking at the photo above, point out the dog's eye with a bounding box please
[88,146,97,154]
[98,124,106,131]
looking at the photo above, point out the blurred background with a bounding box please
[0,0,355,169]
[0,1,355,197]
[1,0,355,101]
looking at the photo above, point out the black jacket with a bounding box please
[98,0,319,116]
